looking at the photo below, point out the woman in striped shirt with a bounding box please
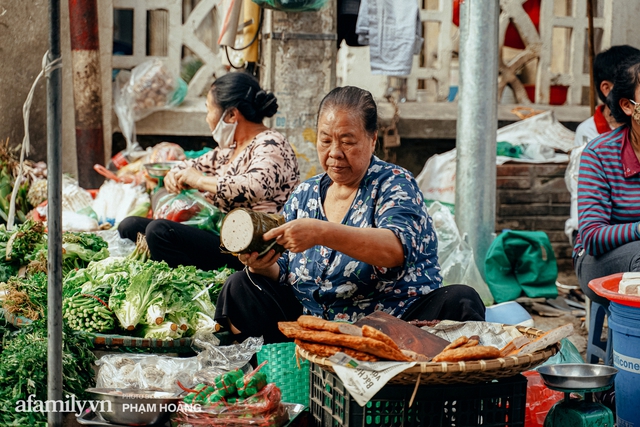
[575,55,640,306]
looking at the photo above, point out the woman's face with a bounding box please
[620,82,640,127]
[205,91,224,132]
[317,106,377,187]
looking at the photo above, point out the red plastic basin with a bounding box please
[589,273,640,308]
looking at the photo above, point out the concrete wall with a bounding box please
[496,163,572,273]
[0,1,112,177]
[0,1,50,163]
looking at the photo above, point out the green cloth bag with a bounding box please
[484,230,558,303]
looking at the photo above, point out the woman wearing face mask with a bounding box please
[118,72,299,271]
[574,55,640,307]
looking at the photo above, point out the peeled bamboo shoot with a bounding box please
[220,208,285,255]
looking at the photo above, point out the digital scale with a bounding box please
[538,364,617,427]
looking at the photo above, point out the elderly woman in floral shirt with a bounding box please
[215,86,485,344]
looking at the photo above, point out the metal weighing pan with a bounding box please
[537,363,617,391]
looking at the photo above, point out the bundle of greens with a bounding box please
[128,233,151,262]
[5,219,46,263]
[62,232,110,274]
[0,138,36,226]
[62,285,115,333]
[0,219,110,280]
[0,225,18,282]
[25,230,111,277]
[0,320,95,426]
[0,272,47,320]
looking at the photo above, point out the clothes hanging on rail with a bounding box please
[337,0,364,48]
[355,0,423,75]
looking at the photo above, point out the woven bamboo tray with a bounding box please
[297,325,559,385]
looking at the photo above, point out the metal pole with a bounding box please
[455,0,499,278]
[587,0,596,115]
[47,0,64,425]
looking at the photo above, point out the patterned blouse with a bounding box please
[276,156,442,322]
[172,130,299,213]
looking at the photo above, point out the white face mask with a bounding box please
[212,111,237,149]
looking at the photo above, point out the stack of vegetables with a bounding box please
[0,219,111,320]
[62,255,233,339]
[0,138,48,226]
[176,363,289,426]
[0,321,96,426]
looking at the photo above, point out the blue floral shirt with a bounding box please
[277,156,442,322]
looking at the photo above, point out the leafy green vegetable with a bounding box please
[109,263,171,331]
[63,286,115,333]
[5,219,46,263]
[0,272,48,320]
[60,258,232,337]
[0,321,95,426]
[140,320,184,340]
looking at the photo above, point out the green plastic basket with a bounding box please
[256,342,309,406]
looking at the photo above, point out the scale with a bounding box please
[538,363,617,427]
[144,162,179,192]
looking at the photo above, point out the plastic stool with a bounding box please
[586,300,613,365]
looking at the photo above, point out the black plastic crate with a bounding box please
[309,363,527,427]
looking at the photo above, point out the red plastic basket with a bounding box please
[589,273,640,308]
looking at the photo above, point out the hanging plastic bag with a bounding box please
[154,190,225,235]
[416,149,457,209]
[427,201,494,306]
[113,59,188,149]
[251,0,328,12]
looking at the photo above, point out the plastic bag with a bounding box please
[523,370,564,427]
[416,149,457,207]
[91,181,150,226]
[154,190,225,234]
[427,202,494,306]
[94,228,136,258]
[539,338,585,366]
[95,354,199,393]
[176,383,288,426]
[114,59,188,148]
[251,0,327,12]
[61,175,94,214]
[145,142,187,164]
[192,336,263,385]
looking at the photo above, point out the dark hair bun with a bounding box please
[255,90,279,118]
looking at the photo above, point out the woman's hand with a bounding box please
[174,168,204,191]
[238,249,280,281]
[164,170,181,194]
[264,218,323,253]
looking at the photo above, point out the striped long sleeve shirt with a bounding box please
[574,125,640,258]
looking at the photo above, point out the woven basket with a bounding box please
[297,325,559,385]
[257,342,310,406]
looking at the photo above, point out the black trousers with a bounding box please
[215,270,486,344]
[118,217,243,271]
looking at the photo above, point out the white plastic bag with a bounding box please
[416,149,457,206]
[496,111,575,153]
[564,145,585,242]
[91,181,150,226]
[114,59,188,148]
[428,201,494,306]
[94,229,136,257]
